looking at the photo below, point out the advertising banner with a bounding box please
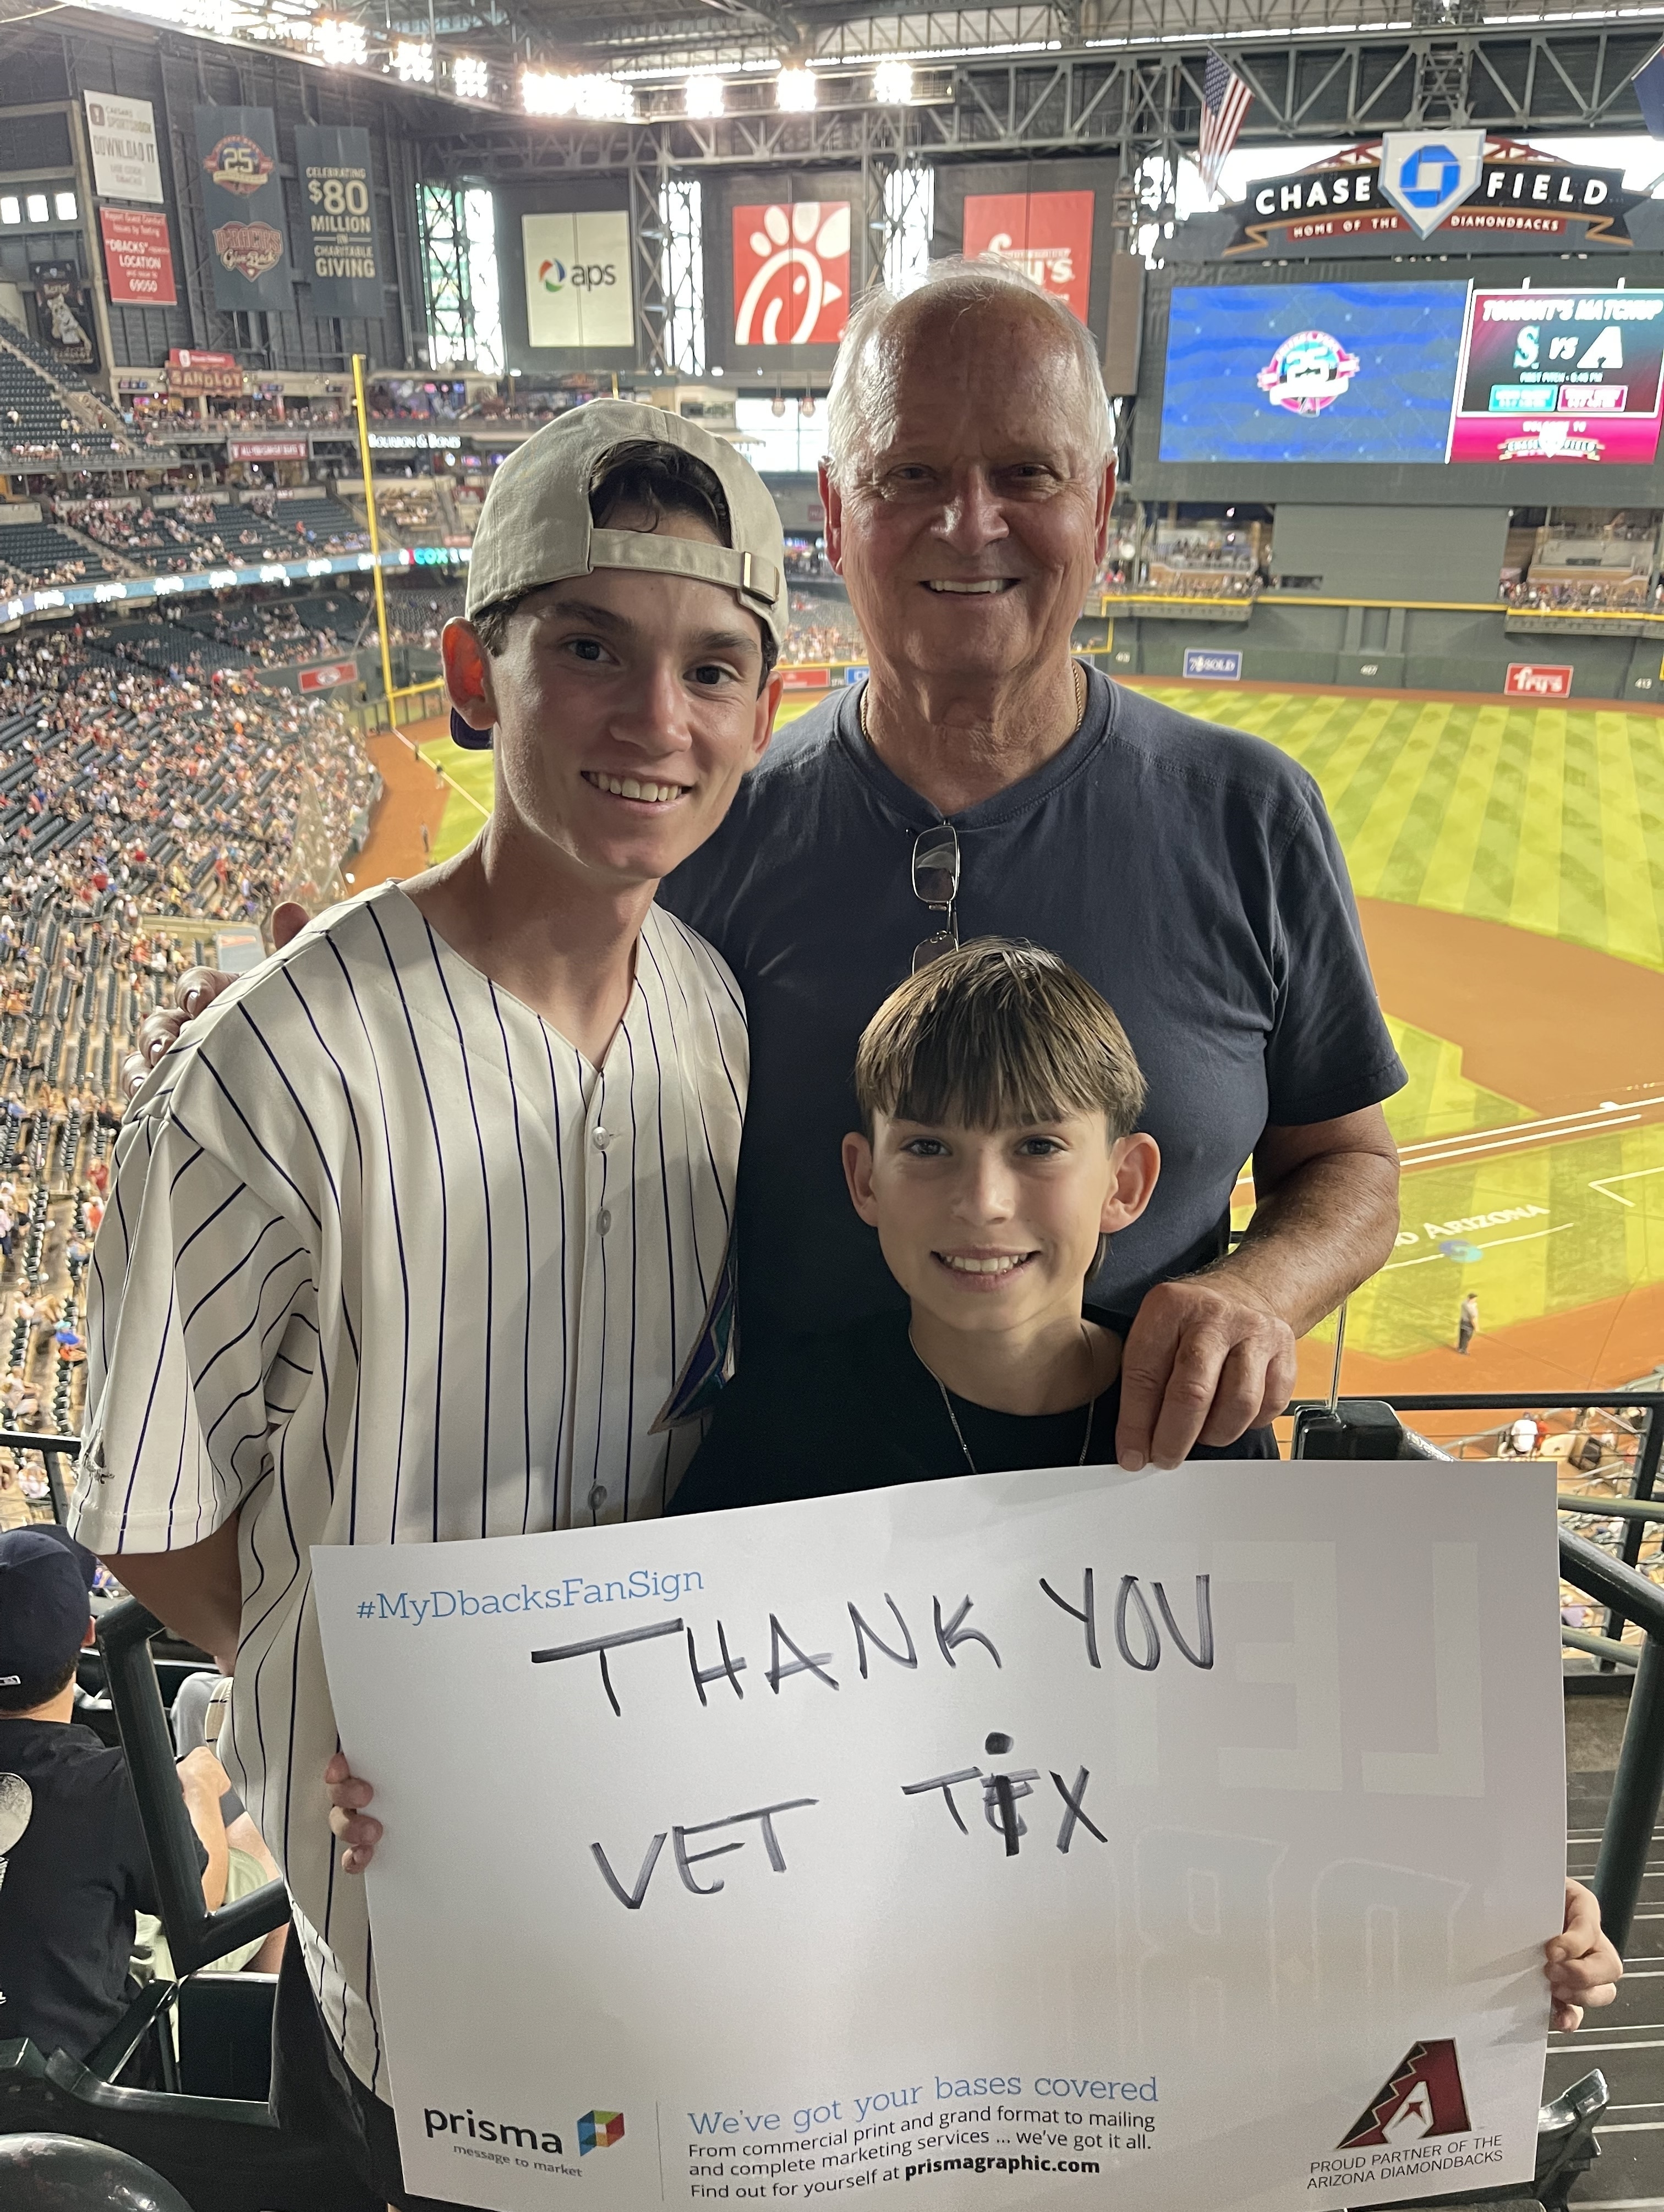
[293,125,381,318]
[1183,646,1242,679]
[83,91,164,205]
[193,105,292,313]
[227,435,308,461]
[963,191,1094,323]
[99,207,176,306]
[1224,136,1634,259]
[314,1458,1564,2212]
[30,262,96,370]
[168,347,242,395]
[298,657,359,690]
[522,211,634,350]
[1504,662,1574,698]
[731,200,850,346]
[1448,288,1664,464]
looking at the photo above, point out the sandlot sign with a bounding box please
[315,1458,1564,2212]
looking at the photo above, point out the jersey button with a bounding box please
[596,1207,612,1234]
[593,1128,611,1149]
[588,1482,607,1514]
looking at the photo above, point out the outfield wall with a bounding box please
[1094,600,1664,701]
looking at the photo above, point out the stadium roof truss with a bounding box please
[408,18,1664,177]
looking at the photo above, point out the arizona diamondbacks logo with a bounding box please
[1339,2040,1473,2148]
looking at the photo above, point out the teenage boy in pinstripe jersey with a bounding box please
[66,403,786,2209]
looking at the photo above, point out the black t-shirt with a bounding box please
[0,1719,202,2063]
[660,669,1405,1354]
[669,1308,1276,1515]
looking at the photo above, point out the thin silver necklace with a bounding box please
[910,1324,1097,1475]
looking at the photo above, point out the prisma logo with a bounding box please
[423,2105,563,2154]
[1339,2040,1472,2149]
[579,2109,626,2154]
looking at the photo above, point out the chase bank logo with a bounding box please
[579,2110,625,2155]
[1378,129,1485,238]
[1257,329,1361,416]
[1398,144,1462,209]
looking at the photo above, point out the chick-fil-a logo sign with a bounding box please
[732,201,850,347]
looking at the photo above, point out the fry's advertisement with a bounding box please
[314,1461,1564,2212]
[962,192,1094,325]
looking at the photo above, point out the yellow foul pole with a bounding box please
[351,352,397,710]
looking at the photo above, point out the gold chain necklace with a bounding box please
[910,1325,1098,1476]
[858,658,1088,744]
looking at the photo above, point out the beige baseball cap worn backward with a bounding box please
[464,399,787,653]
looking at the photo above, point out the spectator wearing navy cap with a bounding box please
[0,1524,232,2065]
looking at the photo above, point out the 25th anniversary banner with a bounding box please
[313,1461,1564,2212]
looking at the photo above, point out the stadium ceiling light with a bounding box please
[775,64,817,111]
[872,59,913,103]
[393,37,433,81]
[311,14,368,65]
[685,71,725,116]
[521,67,634,118]
[452,53,490,98]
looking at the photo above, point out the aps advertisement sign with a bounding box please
[522,212,634,351]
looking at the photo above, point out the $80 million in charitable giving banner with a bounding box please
[313,1461,1565,2212]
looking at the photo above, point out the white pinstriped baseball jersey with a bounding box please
[68,879,746,2092]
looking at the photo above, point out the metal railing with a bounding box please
[8,1430,292,1982]
[1291,1390,1664,1958]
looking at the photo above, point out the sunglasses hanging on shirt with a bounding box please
[910,823,960,974]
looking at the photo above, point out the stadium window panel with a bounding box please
[883,163,933,296]
[0,198,18,226]
[463,187,502,374]
[54,191,76,221]
[659,176,704,376]
[25,194,48,223]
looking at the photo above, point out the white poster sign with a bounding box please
[522,211,634,350]
[313,1461,1564,2212]
[83,91,164,206]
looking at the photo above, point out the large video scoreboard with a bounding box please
[1156,280,1664,473]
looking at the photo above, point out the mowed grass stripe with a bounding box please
[1557,712,1610,964]
[1506,705,1567,944]
[1366,701,1466,908]
[1413,702,1513,924]
[1462,704,1536,929]
[1594,711,1663,971]
[1306,694,1414,854]
[1629,713,1664,969]
[1341,702,1457,894]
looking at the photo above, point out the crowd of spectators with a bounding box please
[0,627,376,1050]
[786,590,863,665]
[0,544,96,596]
[1500,574,1659,612]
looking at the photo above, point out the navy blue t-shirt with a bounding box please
[660,668,1404,1352]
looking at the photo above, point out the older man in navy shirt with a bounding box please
[656,262,1404,1470]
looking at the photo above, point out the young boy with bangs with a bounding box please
[667,936,1271,1502]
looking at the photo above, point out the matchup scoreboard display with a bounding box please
[1159,281,1664,466]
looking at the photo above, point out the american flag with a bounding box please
[1197,48,1254,198]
